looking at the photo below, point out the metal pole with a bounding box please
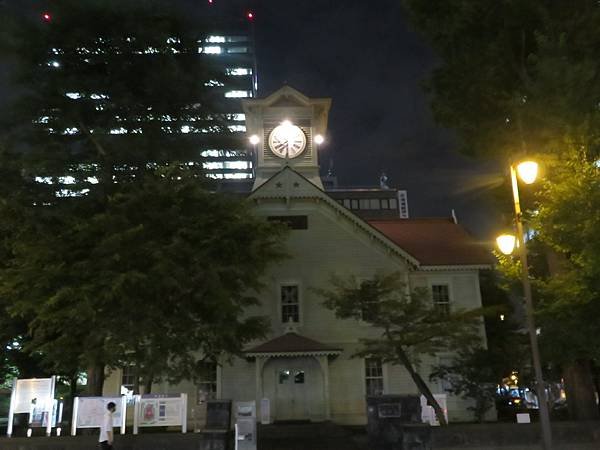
[510,165,552,450]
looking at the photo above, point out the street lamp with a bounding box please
[496,160,552,450]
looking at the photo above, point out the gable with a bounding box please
[249,167,420,268]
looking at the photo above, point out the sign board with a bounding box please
[70,396,127,436]
[420,394,448,426]
[378,403,402,418]
[13,378,54,414]
[516,413,531,424]
[7,376,56,437]
[133,393,187,434]
[234,401,256,450]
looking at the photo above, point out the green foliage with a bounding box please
[0,0,228,198]
[402,0,600,160]
[430,347,497,422]
[0,0,284,389]
[0,168,287,384]
[318,272,482,364]
[403,0,600,417]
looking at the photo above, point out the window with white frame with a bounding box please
[121,365,136,391]
[365,358,384,396]
[281,285,300,323]
[196,362,217,405]
[432,284,451,316]
[359,278,379,322]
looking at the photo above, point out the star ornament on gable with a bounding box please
[293,182,300,188]
[275,182,283,188]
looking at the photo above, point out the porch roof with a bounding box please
[245,332,342,358]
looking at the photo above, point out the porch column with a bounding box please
[316,355,331,420]
[255,356,268,419]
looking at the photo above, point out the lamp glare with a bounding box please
[517,161,538,184]
[249,134,260,145]
[496,234,516,255]
[314,134,324,145]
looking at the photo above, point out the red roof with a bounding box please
[245,332,342,355]
[368,218,492,267]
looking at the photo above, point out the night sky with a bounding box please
[0,0,502,241]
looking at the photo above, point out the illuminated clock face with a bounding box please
[268,121,307,159]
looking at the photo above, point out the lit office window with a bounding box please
[206,35,226,43]
[224,90,252,98]
[224,161,251,170]
[230,114,246,121]
[201,150,220,158]
[204,79,225,87]
[227,46,248,54]
[110,127,127,135]
[226,36,247,42]
[224,173,252,179]
[199,46,222,54]
[203,162,225,170]
[225,68,252,76]
[227,125,246,132]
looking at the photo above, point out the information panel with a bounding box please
[133,393,187,434]
[13,378,54,414]
[7,377,56,437]
[72,396,125,431]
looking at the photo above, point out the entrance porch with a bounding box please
[245,332,342,422]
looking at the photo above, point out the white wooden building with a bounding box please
[104,86,491,425]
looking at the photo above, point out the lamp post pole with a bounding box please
[510,164,552,450]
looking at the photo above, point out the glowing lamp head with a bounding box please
[314,134,325,145]
[496,234,516,255]
[517,160,538,184]
[246,11,254,20]
[249,134,260,145]
[42,12,52,22]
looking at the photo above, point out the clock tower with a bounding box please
[242,86,331,191]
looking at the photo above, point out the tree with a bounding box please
[402,0,600,419]
[430,347,497,423]
[0,0,284,395]
[316,272,483,426]
[430,270,531,422]
[0,168,287,394]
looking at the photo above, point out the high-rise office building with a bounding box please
[5,1,258,187]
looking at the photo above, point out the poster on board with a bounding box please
[76,397,124,428]
[133,393,187,434]
[138,395,183,426]
[13,378,54,414]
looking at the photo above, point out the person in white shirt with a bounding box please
[99,401,116,449]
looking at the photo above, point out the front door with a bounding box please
[275,366,308,421]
